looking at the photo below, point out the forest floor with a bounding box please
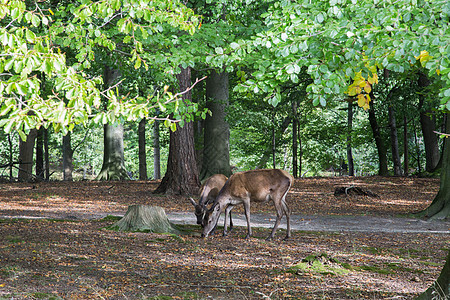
[0,176,449,299]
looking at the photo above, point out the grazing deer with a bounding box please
[202,169,293,240]
[189,174,232,229]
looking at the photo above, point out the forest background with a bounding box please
[1,0,450,298]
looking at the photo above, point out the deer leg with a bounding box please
[229,210,234,231]
[268,198,284,240]
[243,200,252,239]
[223,204,233,236]
[281,198,291,240]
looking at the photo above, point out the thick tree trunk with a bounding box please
[110,205,183,234]
[416,250,450,299]
[154,66,200,195]
[418,71,440,173]
[96,65,129,181]
[138,118,147,180]
[63,132,73,181]
[18,129,37,182]
[97,123,129,180]
[36,128,44,180]
[200,70,232,181]
[347,101,355,176]
[416,113,450,219]
[388,102,402,176]
[368,94,389,176]
[153,120,161,180]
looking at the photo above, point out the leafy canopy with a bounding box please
[227,0,450,108]
[0,0,200,139]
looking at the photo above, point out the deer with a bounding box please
[189,174,233,230]
[201,169,293,240]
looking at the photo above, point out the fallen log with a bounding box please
[334,186,379,198]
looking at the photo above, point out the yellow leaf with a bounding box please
[436,69,441,75]
[368,73,378,84]
[347,85,357,96]
[367,65,377,73]
[357,94,366,107]
[364,82,372,93]
[414,50,432,65]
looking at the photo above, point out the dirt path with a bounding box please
[168,211,450,234]
[2,209,449,235]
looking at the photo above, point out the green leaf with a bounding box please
[230,42,239,50]
[215,47,223,55]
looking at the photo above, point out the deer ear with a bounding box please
[189,197,197,206]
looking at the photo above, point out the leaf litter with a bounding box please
[0,176,448,299]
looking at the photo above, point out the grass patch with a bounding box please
[287,253,350,276]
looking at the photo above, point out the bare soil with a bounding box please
[0,176,449,299]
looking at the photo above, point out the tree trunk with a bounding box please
[36,128,44,180]
[292,101,299,178]
[63,132,73,181]
[404,115,409,176]
[347,101,355,176]
[272,110,276,169]
[8,134,13,182]
[153,120,161,180]
[416,113,450,219]
[109,205,183,234]
[368,93,389,176]
[18,129,37,182]
[44,129,49,180]
[200,70,232,181]
[416,250,450,299]
[154,66,200,195]
[257,116,292,168]
[418,71,440,173]
[96,65,129,181]
[97,123,129,180]
[138,118,147,180]
[388,101,402,176]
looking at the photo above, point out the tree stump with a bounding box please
[109,205,183,234]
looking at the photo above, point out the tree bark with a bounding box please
[44,129,49,180]
[416,113,450,219]
[109,205,183,234]
[200,70,232,181]
[36,128,44,180]
[97,123,129,180]
[404,115,409,176]
[63,132,73,181]
[138,118,147,180]
[154,66,200,195]
[416,250,450,299]
[153,120,161,180]
[18,129,37,182]
[292,101,299,178]
[347,101,355,176]
[388,96,402,176]
[257,116,292,169]
[368,93,389,176]
[96,65,129,180]
[418,71,440,173]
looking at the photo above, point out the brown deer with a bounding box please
[202,169,293,240]
[189,174,231,228]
